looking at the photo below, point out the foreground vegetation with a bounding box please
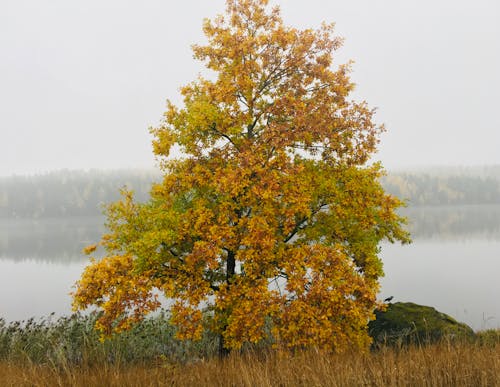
[2,341,499,386]
[1,312,499,386]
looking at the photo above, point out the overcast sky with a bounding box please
[1,0,499,176]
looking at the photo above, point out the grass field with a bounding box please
[1,341,499,386]
[1,313,499,386]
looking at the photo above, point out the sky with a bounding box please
[1,0,499,176]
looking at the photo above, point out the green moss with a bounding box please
[369,302,474,347]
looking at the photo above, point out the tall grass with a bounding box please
[0,311,219,367]
[0,313,499,386]
[1,342,499,386]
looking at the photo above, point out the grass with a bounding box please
[0,311,220,367]
[0,313,499,386]
[1,342,499,386]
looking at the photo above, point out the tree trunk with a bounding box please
[218,334,230,358]
[218,249,236,358]
[226,249,235,283]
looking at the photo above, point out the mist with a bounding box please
[1,0,499,176]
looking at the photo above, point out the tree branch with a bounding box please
[284,216,308,243]
[210,123,239,150]
[283,202,328,243]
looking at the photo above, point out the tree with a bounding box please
[73,0,409,353]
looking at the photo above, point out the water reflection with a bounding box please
[1,205,500,263]
[401,205,500,241]
[0,206,499,328]
[0,216,105,263]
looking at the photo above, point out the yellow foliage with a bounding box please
[73,0,409,352]
[82,244,97,255]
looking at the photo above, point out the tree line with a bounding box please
[1,168,499,218]
[0,169,159,218]
[381,169,500,206]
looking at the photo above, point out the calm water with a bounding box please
[1,206,499,330]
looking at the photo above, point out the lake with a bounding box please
[1,205,499,331]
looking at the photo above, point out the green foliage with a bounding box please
[1,309,498,369]
[0,312,220,367]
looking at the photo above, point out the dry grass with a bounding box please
[1,342,499,387]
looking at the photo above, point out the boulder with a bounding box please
[368,302,474,347]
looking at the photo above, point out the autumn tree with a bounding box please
[73,0,409,353]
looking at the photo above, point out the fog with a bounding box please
[1,0,499,176]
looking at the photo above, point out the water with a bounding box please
[0,216,106,321]
[1,206,499,330]
[379,205,500,331]
[380,240,500,331]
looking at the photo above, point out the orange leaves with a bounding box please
[72,254,160,338]
[174,0,374,165]
[82,244,97,255]
[274,244,377,351]
[73,0,409,353]
[171,302,204,341]
[215,278,280,349]
[275,294,373,352]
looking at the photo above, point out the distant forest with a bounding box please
[1,167,500,218]
[382,166,500,206]
[0,169,159,218]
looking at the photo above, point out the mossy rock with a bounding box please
[368,302,475,347]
